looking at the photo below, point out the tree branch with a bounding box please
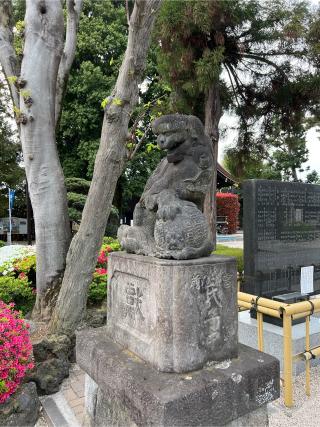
[225,62,246,102]
[239,58,270,77]
[129,123,151,160]
[50,0,163,336]
[0,0,20,109]
[55,0,83,127]
[239,53,288,79]
[225,63,242,111]
[125,0,130,26]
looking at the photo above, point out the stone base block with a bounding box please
[77,328,280,427]
[239,311,320,375]
[107,252,238,373]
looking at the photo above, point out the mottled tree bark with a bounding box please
[20,0,71,319]
[0,1,20,109]
[0,0,84,320]
[50,0,163,336]
[204,80,222,250]
[55,0,83,127]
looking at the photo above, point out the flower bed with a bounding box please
[0,301,34,404]
[0,238,120,312]
[88,237,120,305]
[0,246,36,315]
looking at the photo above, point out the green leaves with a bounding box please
[0,277,36,316]
[112,97,122,106]
[57,0,128,180]
[7,76,17,85]
[195,47,225,91]
[101,97,110,109]
[20,89,31,99]
[146,142,159,153]
[100,97,123,109]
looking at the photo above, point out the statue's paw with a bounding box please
[117,225,131,244]
[121,237,139,254]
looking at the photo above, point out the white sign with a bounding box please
[300,266,314,294]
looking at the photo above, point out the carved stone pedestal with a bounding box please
[77,253,280,426]
[107,252,238,372]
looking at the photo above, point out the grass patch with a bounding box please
[214,244,243,273]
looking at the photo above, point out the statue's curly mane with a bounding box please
[118,114,214,259]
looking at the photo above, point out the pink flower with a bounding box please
[0,301,34,404]
[97,251,108,265]
[18,272,27,280]
[95,268,107,275]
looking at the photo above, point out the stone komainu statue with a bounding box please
[118,114,214,259]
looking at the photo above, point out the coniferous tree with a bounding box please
[155,0,319,236]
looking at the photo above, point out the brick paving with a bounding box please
[61,364,86,425]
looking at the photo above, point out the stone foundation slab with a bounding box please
[77,328,280,427]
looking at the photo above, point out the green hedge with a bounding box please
[214,244,244,273]
[65,177,91,194]
[0,276,35,315]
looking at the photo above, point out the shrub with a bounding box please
[87,238,120,305]
[67,192,87,210]
[0,241,5,248]
[65,177,91,194]
[0,252,36,289]
[0,247,36,279]
[65,178,119,236]
[214,244,243,273]
[102,237,121,252]
[13,255,36,288]
[88,270,108,305]
[0,277,36,315]
[216,192,240,234]
[0,262,15,277]
[0,239,120,309]
[0,301,34,403]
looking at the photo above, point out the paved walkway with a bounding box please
[40,364,86,427]
[61,364,86,424]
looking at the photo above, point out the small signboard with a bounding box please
[300,266,314,294]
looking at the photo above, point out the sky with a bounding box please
[218,113,320,180]
[301,127,320,178]
[217,0,320,180]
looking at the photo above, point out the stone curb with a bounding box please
[40,392,81,427]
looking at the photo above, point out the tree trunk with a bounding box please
[20,0,71,319]
[204,80,222,250]
[55,0,83,127]
[0,1,20,111]
[50,0,163,336]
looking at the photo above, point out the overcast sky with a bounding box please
[218,112,320,180]
[218,0,320,180]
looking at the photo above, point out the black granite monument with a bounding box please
[243,179,320,299]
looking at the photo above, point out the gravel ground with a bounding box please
[269,365,320,426]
